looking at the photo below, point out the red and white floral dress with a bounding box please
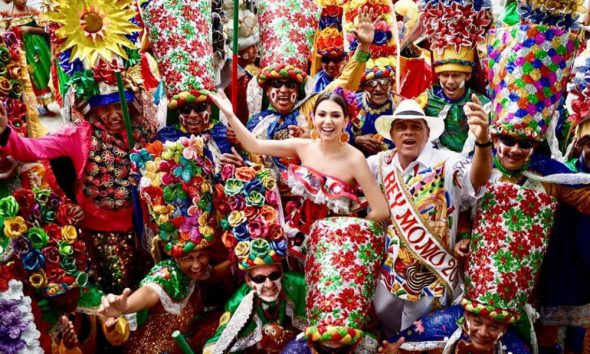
[283,164,364,266]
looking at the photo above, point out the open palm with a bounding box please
[352,7,378,46]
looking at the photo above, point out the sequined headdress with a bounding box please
[488,0,583,141]
[304,217,384,345]
[256,0,320,87]
[140,0,217,109]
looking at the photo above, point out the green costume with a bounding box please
[8,15,52,104]
[203,272,307,353]
[418,85,490,153]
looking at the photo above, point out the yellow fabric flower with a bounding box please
[61,225,78,244]
[198,212,209,227]
[144,161,162,187]
[228,210,247,227]
[4,216,28,238]
[234,241,250,260]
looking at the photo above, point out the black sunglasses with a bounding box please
[311,343,353,354]
[499,135,535,149]
[249,271,282,284]
[365,78,391,88]
[179,102,208,115]
[321,56,344,64]
[268,80,299,89]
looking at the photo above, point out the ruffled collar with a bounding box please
[286,164,361,215]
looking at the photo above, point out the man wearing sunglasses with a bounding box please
[314,54,347,93]
[204,264,307,354]
[152,100,245,172]
[350,65,396,156]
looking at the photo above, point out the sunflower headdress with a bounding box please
[44,0,142,111]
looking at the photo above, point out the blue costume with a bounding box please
[313,70,334,93]
[348,92,394,155]
[386,305,531,354]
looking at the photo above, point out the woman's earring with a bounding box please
[339,131,349,145]
[311,128,319,140]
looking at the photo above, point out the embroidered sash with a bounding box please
[380,153,459,296]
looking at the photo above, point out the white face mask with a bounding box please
[251,278,283,302]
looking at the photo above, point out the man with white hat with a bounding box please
[367,95,492,336]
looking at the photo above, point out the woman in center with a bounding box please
[211,89,389,227]
[211,88,390,353]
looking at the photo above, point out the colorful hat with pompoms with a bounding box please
[214,164,285,271]
[316,0,345,59]
[488,17,580,141]
[141,0,216,108]
[131,137,217,257]
[304,217,384,345]
[344,0,396,83]
[2,189,90,298]
[361,58,394,83]
[256,0,320,86]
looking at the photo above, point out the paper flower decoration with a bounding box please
[214,163,285,270]
[44,0,140,65]
[0,280,43,354]
[2,189,90,298]
[132,136,217,257]
[423,2,490,53]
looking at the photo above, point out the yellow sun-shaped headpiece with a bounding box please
[45,0,140,66]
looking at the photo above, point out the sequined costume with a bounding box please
[417,86,490,153]
[125,259,204,354]
[203,272,307,354]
